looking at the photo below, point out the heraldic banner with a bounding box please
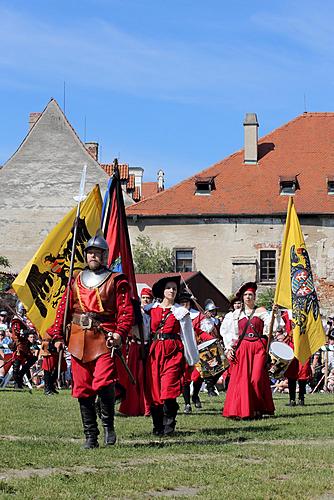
[12,185,102,337]
[274,197,326,363]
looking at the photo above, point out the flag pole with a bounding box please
[57,165,87,385]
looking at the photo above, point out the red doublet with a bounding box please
[147,306,185,405]
[47,270,134,398]
[223,315,275,419]
[11,317,34,363]
[282,314,312,381]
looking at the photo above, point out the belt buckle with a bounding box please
[248,333,254,338]
[79,314,92,330]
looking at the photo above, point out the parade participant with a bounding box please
[47,233,134,448]
[118,287,153,417]
[276,310,311,406]
[203,299,221,397]
[39,334,66,396]
[179,291,217,413]
[220,296,242,390]
[10,301,38,389]
[0,310,8,330]
[222,282,275,419]
[146,276,198,436]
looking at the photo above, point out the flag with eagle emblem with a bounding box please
[12,185,102,337]
[274,197,326,363]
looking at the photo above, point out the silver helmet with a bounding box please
[84,232,109,266]
[16,300,26,317]
[204,299,217,312]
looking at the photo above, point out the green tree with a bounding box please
[0,256,14,292]
[133,235,174,274]
[256,287,275,310]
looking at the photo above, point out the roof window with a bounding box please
[327,177,334,195]
[195,176,216,195]
[279,176,300,196]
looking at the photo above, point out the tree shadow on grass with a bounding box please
[201,425,280,436]
[128,435,250,449]
[276,411,333,419]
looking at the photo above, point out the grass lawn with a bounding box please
[0,390,333,499]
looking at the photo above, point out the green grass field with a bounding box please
[0,390,333,499]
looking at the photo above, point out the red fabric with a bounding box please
[146,306,185,405]
[282,316,311,381]
[223,316,274,419]
[118,341,150,416]
[298,359,311,380]
[141,288,153,298]
[183,363,193,386]
[191,366,202,383]
[42,353,66,372]
[71,352,117,398]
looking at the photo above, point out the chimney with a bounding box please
[157,169,165,192]
[243,113,259,164]
[29,112,42,130]
[85,142,99,161]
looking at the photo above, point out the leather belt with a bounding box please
[72,313,109,330]
[153,333,179,341]
[243,333,266,340]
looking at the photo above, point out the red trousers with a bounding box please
[71,352,116,398]
[42,353,66,372]
[223,338,274,419]
[147,339,184,405]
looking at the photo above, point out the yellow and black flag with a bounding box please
[12,185,102,337]
[274,197,326,363]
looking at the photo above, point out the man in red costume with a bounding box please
[10,301,38,389]
[47,234,134,449]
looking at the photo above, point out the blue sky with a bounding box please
[1,0,334,186]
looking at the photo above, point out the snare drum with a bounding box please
[196,338,229,378]
[268,341,294,379]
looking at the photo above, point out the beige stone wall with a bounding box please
[128,215,334,314]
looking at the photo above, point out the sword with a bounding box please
[105,332,136,385]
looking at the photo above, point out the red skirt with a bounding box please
[222,338,275,419]
[147,339,184,405]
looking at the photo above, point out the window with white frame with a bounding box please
[175,249,193,272]
[259,250,276,282]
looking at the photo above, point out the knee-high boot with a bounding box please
[12,360,23,389]
[182,385,192,414]
[298,380,307,405]
[44,370,53,396]
[163,399,179,436]
[150,404,164,436]
[192,380,202,408]
[78,396,99,449]
[287,378,297,406]
[98,384,116,446]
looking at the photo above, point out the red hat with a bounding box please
[236,282,257,300]
[140,287,153,299]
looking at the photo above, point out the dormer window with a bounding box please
[327,177,334,194]
[279,176,300,195]
[195,176,216,195]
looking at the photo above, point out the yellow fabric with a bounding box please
[12,185,102,338]
[274,197,326,363]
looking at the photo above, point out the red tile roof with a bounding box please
[127,113,334,216]
[135,272,196,287]
[100,163,129,180]
[141,181,157,199]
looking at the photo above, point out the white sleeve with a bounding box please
[179,314,200,366]
[220,312,238,350]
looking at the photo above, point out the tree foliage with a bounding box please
[133,235,174,274]
[256,287,275,310]
[0,255,14,292]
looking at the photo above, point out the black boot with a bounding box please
[298,380,306,406]
[151,404,164,436]
[79,397,99,449]
[182,385,192,414]
[12,360,23,389]
[192,380,203,408]
[98,384,116,446]
[50,371,59,394]
[163,399,179,436]
[287,378,296,406]
[44,371,53,396]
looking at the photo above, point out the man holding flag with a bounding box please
[47,233,134,448]
[274,197,326,366]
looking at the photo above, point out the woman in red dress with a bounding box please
[146,276,198,436]
[222,282,275,419]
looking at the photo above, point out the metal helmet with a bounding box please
[204,299,217,312]
[84,232,109,265]
[16,300,26,316]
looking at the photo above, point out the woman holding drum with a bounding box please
[145,276,198,436]
[222,282,275,419]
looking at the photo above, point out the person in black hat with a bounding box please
[222,281,275,419]
[145,276,198,436]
